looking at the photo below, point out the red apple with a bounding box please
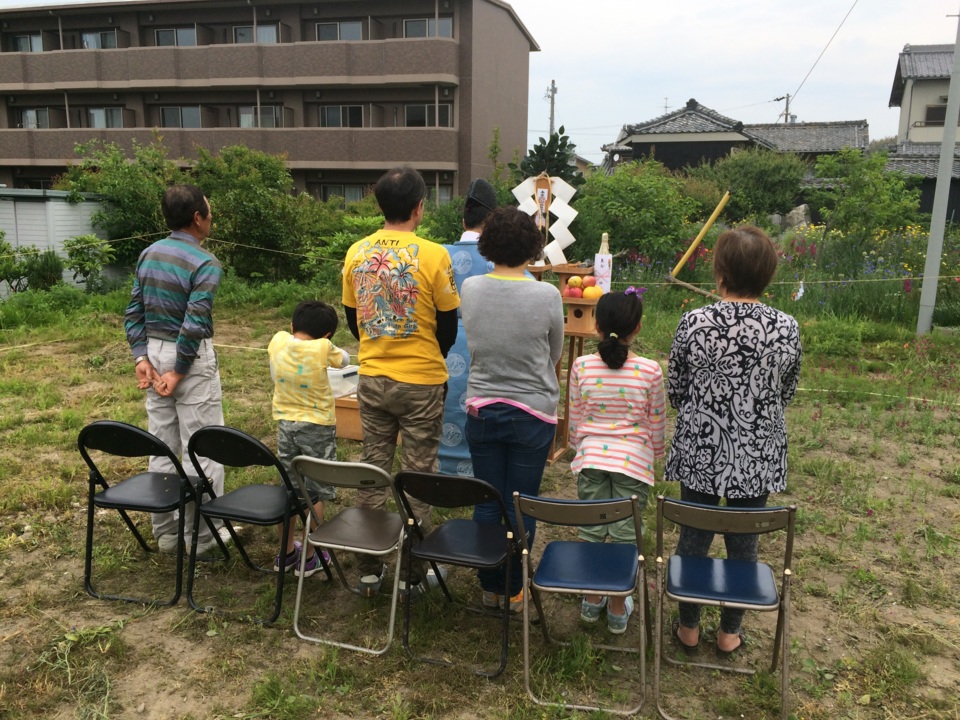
[563,286,583,299]
[581,276,597,288]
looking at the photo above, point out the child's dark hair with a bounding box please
[595,292,643,370]
[292,300,338,340]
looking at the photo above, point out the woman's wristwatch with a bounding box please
[134,355,149,366]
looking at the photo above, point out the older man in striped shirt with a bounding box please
[124,184,225,557]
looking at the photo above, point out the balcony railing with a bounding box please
[0,38,459,90]
[0,127,460,166]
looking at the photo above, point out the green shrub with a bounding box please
[22,249,65,291]
[63,234,116,293]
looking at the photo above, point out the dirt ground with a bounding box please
[1,317,959,719]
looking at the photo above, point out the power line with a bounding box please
[780,0,860,121]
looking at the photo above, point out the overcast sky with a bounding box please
[512,0,958,162]
[1,0,956,164]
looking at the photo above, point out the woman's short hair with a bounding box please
[477,207,544,268]
[712,225,778,298]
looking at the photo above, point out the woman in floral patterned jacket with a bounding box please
[666,225,802,658]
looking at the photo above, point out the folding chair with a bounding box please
[184,425,330,624]
[291,456,406,655]
[653,495,797,720]
[514,492,648,716]
[77,419,222,606]
[394,471,516,678]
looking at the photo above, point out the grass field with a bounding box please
[1,285,959,720]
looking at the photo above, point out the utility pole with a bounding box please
[774,93,791,123]
[917,6,960,334]
[546,79,557,135]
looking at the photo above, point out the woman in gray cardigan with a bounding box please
[460,206,565,613]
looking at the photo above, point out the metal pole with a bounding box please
[547,79,556,135]
[917,7,960,334]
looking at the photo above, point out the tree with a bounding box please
[811,148,920,240]
[509,126,584,188]
[56,136,185,266]
[572,160,694,261]
[192,145,304,281]
[689,148,807,221]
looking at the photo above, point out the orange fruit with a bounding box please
[582,286,603,300]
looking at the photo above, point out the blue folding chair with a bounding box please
[653,495,796,720]
[514,492,648,716]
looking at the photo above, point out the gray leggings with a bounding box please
[675,485,769,634]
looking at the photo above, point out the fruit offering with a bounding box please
[566,275,583,288]
[581,276,597,288]
[562,286,583,298]
[582,286,603,300]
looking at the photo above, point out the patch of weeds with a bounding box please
[915,523,957,559]
[245,672,319,720]
[895,448,913,467]
[900,577,923,608]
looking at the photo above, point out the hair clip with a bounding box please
[624,286,637,296]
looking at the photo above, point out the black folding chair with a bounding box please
[653,495,797,720]
[514,492,648,716]
[77,420,221,606]
[185,425,331,624]
[291,456,406,656]
[395,471,516,678]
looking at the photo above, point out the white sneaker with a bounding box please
[194,536,220,557]
[217,526,233,545]
[157,533,179,554]
[425,565,448,589]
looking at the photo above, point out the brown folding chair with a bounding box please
[291,456,406,655]
[653,495,796,720]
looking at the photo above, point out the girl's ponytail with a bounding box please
[594,291,643,370]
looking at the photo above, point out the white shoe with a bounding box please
[217,526,233,545]
[194,536,220,557]
[157,533,179,554]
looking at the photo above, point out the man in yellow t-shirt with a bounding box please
[342,166,460,596]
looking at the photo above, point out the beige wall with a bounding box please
[899,78,951,144]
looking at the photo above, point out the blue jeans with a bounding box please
[466,403,555,596]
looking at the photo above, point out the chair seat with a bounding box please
[93,472,186,512]
[200,484,291,525]
[309,507,404,553]
[534,541,639,594]
[666,555,779,608]
[414,518,511,568]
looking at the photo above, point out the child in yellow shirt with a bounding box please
[268,300,350,577]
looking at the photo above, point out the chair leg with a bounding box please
[401,537,415,659]
[185,500,204,613]
[780,573,793,720]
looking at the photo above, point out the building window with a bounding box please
[320,105,363,128]
[88,107,123,128]
[924,105,960,127]
[14,34,43,52]
[427,185,454,204]
[234,24,278,44]
[239,105,282,128]
[160,106,201,128]
[321,184,365,205]
[156,27,197,46]
[405,103,452,128]
[82,30,118,49]
[316,21,362,41]
[403,18,453,38]
[20,108,49,129]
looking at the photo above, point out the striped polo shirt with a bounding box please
[567,353,667,486]
[124,230,222,375]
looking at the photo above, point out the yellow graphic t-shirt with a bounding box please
[268,332,347,425]
[342,229,460,384]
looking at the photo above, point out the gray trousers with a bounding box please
[675,484,768,634]
[145,337,225,543]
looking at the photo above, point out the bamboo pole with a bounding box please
[670,190,730,277]
[664,274,721,300]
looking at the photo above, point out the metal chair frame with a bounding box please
[291,456,406,656]
[185,425,331,624]
[514,492,648,716]
[653,495,796,720]
[77,420,221,606]
[394,470,517,678]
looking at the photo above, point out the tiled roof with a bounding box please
[886,141,960,179]
[622,99,745,135]
[889,44,953,107]
[744,121,869,152]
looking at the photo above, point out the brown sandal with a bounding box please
[672,620,700,655]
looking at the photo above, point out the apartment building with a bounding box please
[0,0,537,201]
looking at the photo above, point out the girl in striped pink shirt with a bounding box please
[568,289,666,634]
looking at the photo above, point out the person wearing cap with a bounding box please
[438,178,499,476]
